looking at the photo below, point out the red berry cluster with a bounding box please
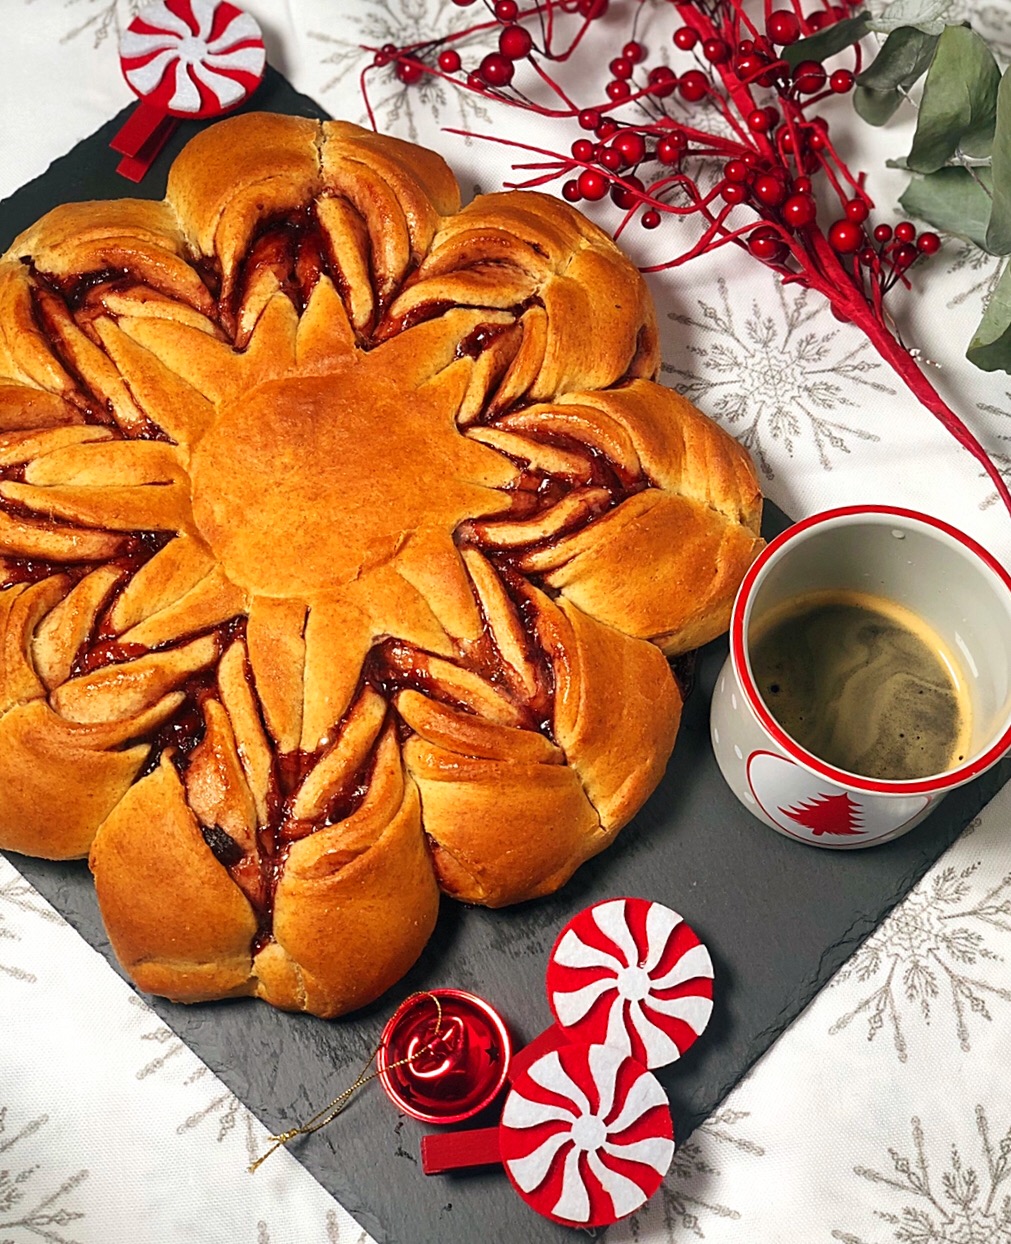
[361,0,1007,521]
[605,41,647,103]
[363,2,944,272]
[560,123,671,230]
[375,0,546,92]
[825,217,940,294]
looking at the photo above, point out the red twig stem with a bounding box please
[360,0,1011,520]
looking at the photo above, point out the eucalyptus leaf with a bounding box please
[907,25,1000,172]
[900,166,995,250]
[854,84,905,125]
[783,13,870,68]
[867,0,952,36]
[857,26,938,91]
[967,259,1011,372]
[985,69,1011,253]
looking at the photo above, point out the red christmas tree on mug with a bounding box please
[779,792,865,836]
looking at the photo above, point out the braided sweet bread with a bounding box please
[0,113,762,1017]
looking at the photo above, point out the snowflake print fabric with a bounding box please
[828,852,1011,1061]
[663,279,888,479]
[0,853,364,1244]
[546,899,714,1069]
[836,1110,1011,1244]
[500,1042,674,1227]
[309,0,495,144]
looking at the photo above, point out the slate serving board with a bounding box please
[4,68,1009,1244]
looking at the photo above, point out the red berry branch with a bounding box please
[360,0,1011,517]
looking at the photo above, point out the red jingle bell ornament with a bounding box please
[248,988,512,1173]
[376,988,512,1125]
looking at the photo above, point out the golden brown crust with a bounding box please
[401,190,660,401]
[0,699,160,859]
[90,755,257,1002]
[0,112,763,1017]
[536,490,764,656]
[262,731,439,1016]
[566,380,763,531]
[0,384,81,432]
[166,112,322,276]
[405,735,605,907]
[537,590,683,832]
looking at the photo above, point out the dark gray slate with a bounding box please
[4,69,1008,1244]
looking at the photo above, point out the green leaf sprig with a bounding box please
[790,0,1011,373]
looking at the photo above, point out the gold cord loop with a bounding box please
[248,992,444,1173]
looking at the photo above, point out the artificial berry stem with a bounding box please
[677,5,776,160]
[363,0,1011,520]
[804,230,1011,515]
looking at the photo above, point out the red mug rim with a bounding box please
[730,505,1011,797]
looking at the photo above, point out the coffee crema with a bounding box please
[748,589,971,781]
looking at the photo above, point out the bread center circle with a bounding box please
[189,369,505,598]
[570,1114,607,1151]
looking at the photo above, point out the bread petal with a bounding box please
[91,755,257,1001]
[258,729,439,1017]
[536,590,682,831]
[0,695,180,859]
[406,736,603,907]
[541,491,764,655]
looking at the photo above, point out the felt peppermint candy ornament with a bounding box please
[421,897,715,1229]
[111,0,266,181]
[546,898,714,1068]
[500,1043,674,1228]
[121,0,265,117]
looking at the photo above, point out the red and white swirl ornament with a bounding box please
[546,898,714,1069]
[499,1042,674,1227]
[111,1,266,182]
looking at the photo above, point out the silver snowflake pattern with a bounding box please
[613,1107,765,1242]
[28,0,143,49]
[828,842,1011,1061]
[308,0,493,143]
[130,996,264,1164]
[663,280,887,478]
[256,1211,371,1244]
[0,863,62,985]
[833,1110,1011,1244]
[974,391,1011,510]
[0,1105,88,1244]
[945,245,1004,314]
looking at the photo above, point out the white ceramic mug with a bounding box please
[710,506,1011,848]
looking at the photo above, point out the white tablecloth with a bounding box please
[2,3,1011,1242]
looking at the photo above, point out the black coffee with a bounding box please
[749,590,970,780]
